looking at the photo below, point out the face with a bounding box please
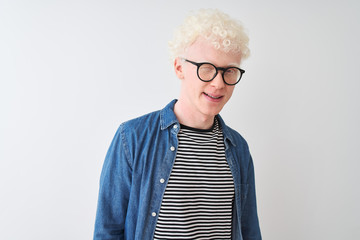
[175,37,242,120]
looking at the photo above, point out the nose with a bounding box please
[210,72,225,89]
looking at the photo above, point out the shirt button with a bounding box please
[160,178,165,183]
[170,146,175,151]
[173,124,178,129]
[152,212,157,217]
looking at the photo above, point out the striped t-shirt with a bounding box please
[154,118,235,239]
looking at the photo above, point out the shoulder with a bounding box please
[119,109,162,136]
[123,109,160,127]
[119,99,178,135]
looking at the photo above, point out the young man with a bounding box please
[94,9,261,240]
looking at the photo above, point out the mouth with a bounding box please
[204,92,223,100]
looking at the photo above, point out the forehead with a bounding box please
[184,37,242,67]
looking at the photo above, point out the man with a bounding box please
[94,9,261,240]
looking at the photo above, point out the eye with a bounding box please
[199,64,215,73]
[225,68,237,75]
[198,63,216,80]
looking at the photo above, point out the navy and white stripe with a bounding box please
[154,118,234,240]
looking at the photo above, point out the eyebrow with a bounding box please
[204,60,240,68]
[185,58,241,68]
[226,62,241,68]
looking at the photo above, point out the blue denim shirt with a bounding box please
[94,100,261,240]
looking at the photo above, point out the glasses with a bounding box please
[184,59,245,86]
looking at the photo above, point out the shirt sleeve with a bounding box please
[94,124,132,240]
[241,155,262,240]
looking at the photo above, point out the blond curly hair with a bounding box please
[169,9,250,62]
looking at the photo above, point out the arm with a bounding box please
[241,155,262,240]
[94,124,132,240]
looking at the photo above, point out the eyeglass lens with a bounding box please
[198,63,241,85]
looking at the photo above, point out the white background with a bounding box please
[1,0,359,239]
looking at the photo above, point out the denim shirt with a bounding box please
[94,100,261,240]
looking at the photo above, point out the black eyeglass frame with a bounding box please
[184,59,245,86]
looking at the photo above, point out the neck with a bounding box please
[174,100,215,129]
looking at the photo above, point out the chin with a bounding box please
[203,107,223,117]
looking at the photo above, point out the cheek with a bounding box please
[186,77,205,90]
[226,87,235,98]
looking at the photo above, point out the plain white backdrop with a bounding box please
[1,0,359,239]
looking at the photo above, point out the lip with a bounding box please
[203,92,224,102]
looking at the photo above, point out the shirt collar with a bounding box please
[160,99,179,130]
[216,114,236,147]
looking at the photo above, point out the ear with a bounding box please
[174,57,185,80]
